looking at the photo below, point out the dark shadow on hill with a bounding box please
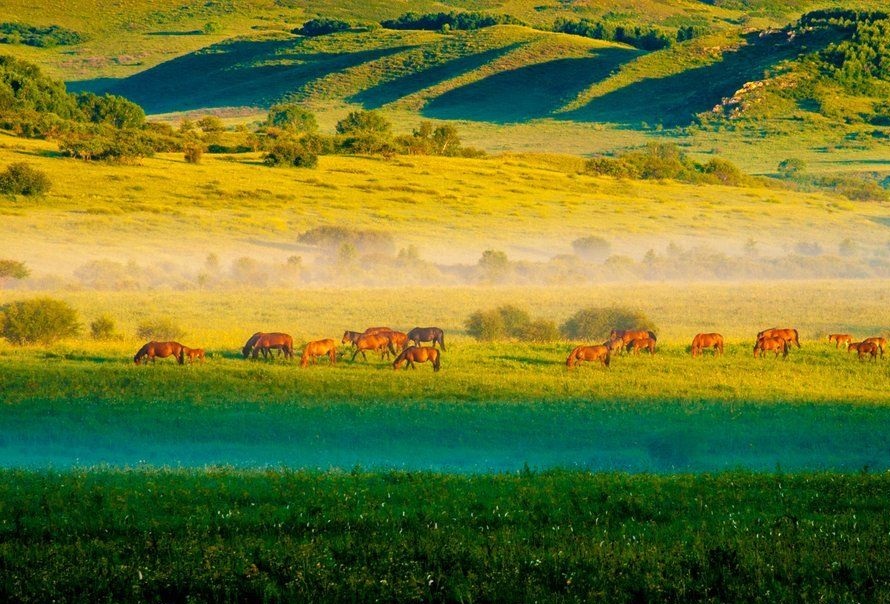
[421,47,640,123]
[349,44,521,109]
[69,38,417,113]
[561,30,839,127]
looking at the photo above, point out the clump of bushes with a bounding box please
[465,305,559,342]
[552,17,672,51]
[136,317,184,341]
[572,236,612,261]
[0,259,29,282]
[295,18,352,37]
[381,12,523,31]
[89,315,118,340]
[0,297,79,344]
[560,307,657,341]
[0,162,51,196]
[263,138,319,168]
[0,22,85,47]
[584,143,748,186]
[298,226,395,256]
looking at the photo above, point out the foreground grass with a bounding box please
[1,469,889,602]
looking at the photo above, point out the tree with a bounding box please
[0,297,80,344]
[0,162,51,195]
[75,92,145,129]
[0,259,29,284]
[90,314,117,340]
[266,104,318,133]
[478,249,510,283]
[263,138,318,168]
[136,317,184,341]
[197,115,225,132]
[335,110,391,135]
[778,158,806,178]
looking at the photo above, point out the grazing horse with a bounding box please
[243,332,293,360]
[754,336,788,359]
[182,346,205,363]
[828,334,852,348]
[393,346,440,371]
[757,328,801,348]
[864,337,886,358]
[342,331,363,347]
[134,341,185,365]
[566,345,610,368]
[407,327,446,351]
[627,337,656,355]
[363,326,393,335]
[611,329,657,346]
[352,333,396,362]
[849,341,880,361]
[300,339,337,367]
[691,333,724,357]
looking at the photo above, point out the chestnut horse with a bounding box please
[380,330,409,352]
[182,346,205,363]
[611,329,657,346]
[754,336,788,359]
[393,346,440,371]
[691,333,723,357]
[566,345,610,368]
[864,337,886,358]
[849,341,879,361]
[134,341,184,365]
[243,332,293,360]
[407,327,446,351]
[757,328,800,348]
[352,333,396,361]
[828,334,852,348]
[627,337,656,355]
[363,326,393,335]
[301,339,337,367]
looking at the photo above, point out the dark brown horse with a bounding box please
[864,337,886,358]
[691,333,723,357]
[300,339,337,367]
[754,336,788,359]
[849,341,879,361]
[828,333,852,348]
[566,345,610,368]
[342,331,363,347]
[407,327,445,351]
[393,346,440,371]
[243,332,293,360]
[757,328,800,348]
[352,333,396,362]
[134,341,185,365]
[627,337,656,355]
[182,346,205,363]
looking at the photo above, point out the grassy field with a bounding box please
[2,469,890,602]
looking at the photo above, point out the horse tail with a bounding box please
[177,345,185,365]
[603,351,610,368]
[433,349,441,372]
[793,329,801,348]
[438,331,446,351]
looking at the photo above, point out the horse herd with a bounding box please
[134,326,445,371]
[132,325,887,370]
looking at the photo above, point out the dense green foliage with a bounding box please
[560,307,657,341]
[0,22,84,47]
[552,17,673,50]
[465,304,559,342]
[584,143,746,186]
[89,314,117,340]
[1,469,889,602]
[263,138,319,168]
[381,12,523,32]
[135,317,184,341]
[0,161,50,195]
[0,297,79,344]
[266,103,318,133]
[295,17,353,37]
[0,55,76,117]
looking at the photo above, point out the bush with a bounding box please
[572,236,612,261]
[465,308,507,341]
[778,158,806,177]
[466,305,559,342]
[263,139,318,168]
[296,18,351,36]
[0,162,50,195]
[335,110,391,136]
[136,317,184,341]
[0,259,29,281]
[0,297,79,344]
[89,315,117,340]
[266,104,317,133]
[560,307,658,341]
[516,318,560,342]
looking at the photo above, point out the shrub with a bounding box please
[335,110,391,136]
[298,226,395,255]
[0,297,79,344]
[778,158,806,177]
[183,140,204,164]
[263,139,318,168]
[0,162,50,195]
[89,315,117,340]
[296,18,351,37]
[465,308,507,341]
[0,259,29,281]
[560,307,658,341]
[466,305,558,341]
[197,115,225,132]
[75,92,145,129]
[572,236,612,261]
[516,318,560,342]
[266,104,317,133]
[136,317,184,341]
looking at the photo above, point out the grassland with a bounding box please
[2,469,890,602]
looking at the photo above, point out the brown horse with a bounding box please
[134,341,185,365]
[363,326,393,335]
[342,331,363,347]
[849,341,879,361]
[828,333,852,348]
[243,332,293,360]
[300,339,337,367]
[182,346,205,363]
[352,333,396,362]
[757,328,801,348]
[380,330,409,352]
[754,336,788,359]
[566,345,610,368]
[407,327,446,351]
[863,337,886,358]
[393,346,440,371]
[627,337,656,355]
[611,329,657,346]
[691,333,724,357]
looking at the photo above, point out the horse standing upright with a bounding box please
[300,339,338,367]
[407,327,446,351]
[566,345,610,368]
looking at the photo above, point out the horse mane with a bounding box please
[242,332,262,356]
[647,330,657,341]
[393,347,411,364]
[134,341,151,362]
